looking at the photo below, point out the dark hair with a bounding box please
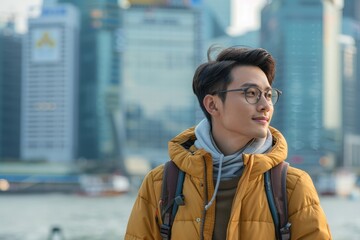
[192,46,276,122]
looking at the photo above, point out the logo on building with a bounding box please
[31,28,61,63]
[36,32,56,48]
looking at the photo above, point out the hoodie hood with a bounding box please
[168,126,288,180]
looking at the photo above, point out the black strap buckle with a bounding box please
[280,222,291,240]
[174,194,185,205]
[160,224,171,240]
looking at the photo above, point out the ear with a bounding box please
[203,94,219,116]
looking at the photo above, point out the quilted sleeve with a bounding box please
[287,170,332,240]
[125,171,162,240]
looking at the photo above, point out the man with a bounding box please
[125,46,332,239]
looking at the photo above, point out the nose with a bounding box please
[257,93,272,112]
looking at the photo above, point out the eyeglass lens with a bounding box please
[244,87,279,105]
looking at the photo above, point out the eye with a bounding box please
[245,88,258,98]
[265,90,273,100]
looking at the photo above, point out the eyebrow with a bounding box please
[239,83,272,90]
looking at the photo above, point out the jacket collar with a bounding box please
[168,126,288,179]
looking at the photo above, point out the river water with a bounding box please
[0,193,359,239]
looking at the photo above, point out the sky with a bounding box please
[0,0,42,32]
[0,0,266,34]
[230,0,266,35]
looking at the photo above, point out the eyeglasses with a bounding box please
[215,86,282,105]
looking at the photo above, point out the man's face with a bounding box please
[212,65,274,142]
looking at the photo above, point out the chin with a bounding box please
[254,129,268,138]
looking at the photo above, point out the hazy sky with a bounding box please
[0,0,266,34]
[0,0,42,32]
[230,0,266,35]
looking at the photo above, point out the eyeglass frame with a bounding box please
[213,86,282,105]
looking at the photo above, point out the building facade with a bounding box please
[341,0,360,168]
[21,4,79,162]
[260,0,343,173]
[121,5,202,164]
[0,22,22,160]
[59,0,122,163]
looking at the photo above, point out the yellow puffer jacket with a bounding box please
[125,127,332,240]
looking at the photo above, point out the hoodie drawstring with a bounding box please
[205,154,224,210]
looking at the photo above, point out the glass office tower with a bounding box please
[22,4,79,162]
[121,5,202,164]
[59,0,122,163]
[260,0,343,173]
[0,23,22,160]
[341,0,360,167]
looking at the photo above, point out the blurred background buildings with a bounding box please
[0,0,359,191]
[261,0,344,172]
[0,22,22,160]
[22,4,79,162]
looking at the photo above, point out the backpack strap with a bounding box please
[160,161,185,240]
[264,162,291,240]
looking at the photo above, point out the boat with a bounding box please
[316,169,357,197]
[78,173,130,196]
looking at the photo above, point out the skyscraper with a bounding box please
[0,22,22,160]
[205,0,231,31]
[260,0,343,173]
[22,4,79,162]
[121,4,202,164]
[343,0,360,21]
[341,0,360,167]
[58,0,122,163]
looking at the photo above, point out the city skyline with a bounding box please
[0,0,266,34]
[0,4,359,240]
[0,0,359,172]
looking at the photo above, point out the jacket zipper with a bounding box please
[200,156,208,240]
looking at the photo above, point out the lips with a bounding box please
[252,116,269,122]
[252,116,269,125]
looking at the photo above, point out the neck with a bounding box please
[211,125,253,156]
